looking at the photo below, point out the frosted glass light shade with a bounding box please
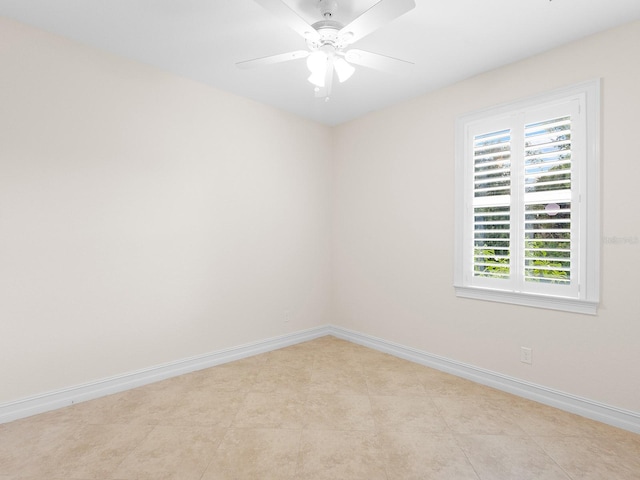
[334,58,355,82]
[307,51,327,74]
[308,70,325,87]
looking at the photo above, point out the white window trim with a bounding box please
[454,80,601,315]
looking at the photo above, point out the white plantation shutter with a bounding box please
[522,115,573,288]
[472,128,511,281]
[455,80,600,314]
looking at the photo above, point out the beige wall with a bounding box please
[331,20,640,412]
[0,17,332,403]
[2,14,639,416]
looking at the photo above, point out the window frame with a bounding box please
[454,80,601,315]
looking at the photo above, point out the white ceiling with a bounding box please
[1,0,639,125]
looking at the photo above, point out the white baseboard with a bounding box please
[2,324,639,435]
[0,326,331,424]
[327,325,640,435]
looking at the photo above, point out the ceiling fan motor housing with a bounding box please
[318,0,338,18]
[308,19,352,51]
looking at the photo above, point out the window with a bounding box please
[454,80,600,314]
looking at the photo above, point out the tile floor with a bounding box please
[0,336,639,479]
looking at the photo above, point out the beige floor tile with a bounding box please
[0,477,79,480]
[380,432,480,480]
[534,435,640,480]
[370,395,449,433]
[3,336,639,480]
[416,367,493,397]
[45,423,153,479]
[110,425,224,480]
[364,365,426,396]
[251,365,313,394]
[176,362,261,392]
[295,336,347,353]
[432,395,528,435]
[263,344,317,370]
[64,374,246,429]
[360,350,419,370]
[56,395,128,425]
[0,420,80,477]
[233,391,307,428]
[506,400,620,437]
[3,404,82,426]
[457,434,571,480]
[312,349,365,371]
[0,419,147,479]
[154,389,247,427]
[201,427,300,480]
[303,394,376,431]
[309,364,369,395]
[99,386,182,425]
[0,407,75,431]
[297,430,387,480]
[60,378,190,426]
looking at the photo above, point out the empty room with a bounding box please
[1,0,639,479]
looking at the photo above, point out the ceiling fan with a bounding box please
[237,0,416,100]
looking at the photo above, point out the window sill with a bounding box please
[454,286,598,315]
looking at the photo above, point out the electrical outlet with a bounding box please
[284,310,291,324]
[520,347,533,365]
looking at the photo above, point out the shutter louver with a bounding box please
[473,129,511,279]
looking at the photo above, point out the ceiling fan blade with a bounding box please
[339,0,416,44]
[254,0,320,42]
[345,49,413,75]
[236,50,309,69]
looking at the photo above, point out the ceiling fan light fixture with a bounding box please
[238,0,417,97]
[334,57,355,82]
[308,70,326,87]
[306,50,328,74]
